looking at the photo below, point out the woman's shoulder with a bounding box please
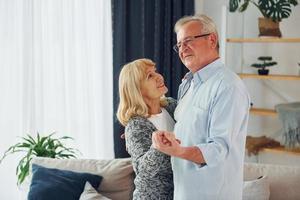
[125,116,155,133]
[127,116,148,126]
[165,97,177,105]
[164,97,177,118]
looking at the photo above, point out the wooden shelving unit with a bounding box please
[226,33,300,159]
[227,38,300,43]
[250,108,277,117]
[238,73,300,81]
[262,147,300,156]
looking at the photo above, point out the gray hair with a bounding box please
[174,14,219,50]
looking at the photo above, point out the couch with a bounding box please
[244,162,300,200]
[28,157,134,200]
[27,157,300,200]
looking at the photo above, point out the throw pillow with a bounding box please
[243,175,270,200]
[31,157,134,200]
[244,162,300,200]
[79,181,112,200]
[28,164,103,200]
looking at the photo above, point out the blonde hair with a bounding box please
[117,58,167,126]
[174,14,219,51]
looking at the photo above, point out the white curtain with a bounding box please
[0,0,114,199]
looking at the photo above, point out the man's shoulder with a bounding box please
[206,67,249,98]
[213,66,243,86]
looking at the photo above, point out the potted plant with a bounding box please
[229,0,298,37]
[0,132,79,185]
[251,56,277,75]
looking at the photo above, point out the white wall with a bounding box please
[196,1,300,152]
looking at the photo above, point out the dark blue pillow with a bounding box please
[28,164,103,200]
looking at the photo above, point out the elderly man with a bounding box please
[152,14,250,200]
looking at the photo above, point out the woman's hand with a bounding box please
[152,131,182,156]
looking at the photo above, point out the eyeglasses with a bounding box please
[173,33,211,53]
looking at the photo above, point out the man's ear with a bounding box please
[208,33,218,49]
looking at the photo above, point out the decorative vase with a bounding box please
[258,69,269,75]
[258,17,282,37]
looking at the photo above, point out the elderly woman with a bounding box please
[117,58,176,200]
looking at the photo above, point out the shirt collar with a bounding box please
[182,71,193,82]
[193,58,223,85]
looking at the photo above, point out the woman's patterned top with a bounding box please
[125,97,177,200]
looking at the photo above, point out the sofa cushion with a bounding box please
[28,164,102,200]
[244,162,300,200]
[31,158,134,200]
[243,175,270,200]
[79,181,111,200]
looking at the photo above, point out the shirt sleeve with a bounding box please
[165,97,177,119]
[196,85,250,167]
[125,120,171,177]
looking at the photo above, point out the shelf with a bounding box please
[227,38,300,43]
[250,108,277,117]
[238,73,300,80]
[262,147,300,156]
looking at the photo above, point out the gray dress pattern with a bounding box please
[125,98,177,200]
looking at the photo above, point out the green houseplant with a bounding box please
[229,0,298,37]
[251,56,277,75]
[0,132,78,184]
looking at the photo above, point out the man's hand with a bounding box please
[152,131,206,164]
[152,131,182,157]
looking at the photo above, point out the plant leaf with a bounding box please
[26,134,37,145]
[229,0,242,12]
[258,56,272,60]
[288,0,298,6]
[239,1,250,12]
[258,0,295,22]
[17,158,31,185]
[1,131,79,185]
[20,136,36,145]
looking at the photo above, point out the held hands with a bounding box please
[152,131,182,157]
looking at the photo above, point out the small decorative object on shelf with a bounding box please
[246,135,282,156]
[229,0,299,37]
[0,132,79,185]
[251,56,277,75]
[275,102,300,149]
[298,62,300,75]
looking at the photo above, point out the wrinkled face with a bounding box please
[176,21,216,72]
[140,65,168,102]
